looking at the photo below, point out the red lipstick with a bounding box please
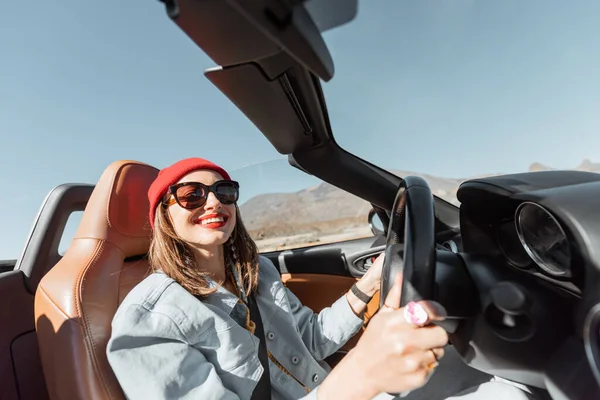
[195,213,229,229]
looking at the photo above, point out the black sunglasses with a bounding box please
[164,180,240,210]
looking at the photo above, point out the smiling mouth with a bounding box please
[195,214,229,228]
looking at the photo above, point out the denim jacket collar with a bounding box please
[203,265,248,322]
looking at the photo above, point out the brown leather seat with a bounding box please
[35,160,159,400]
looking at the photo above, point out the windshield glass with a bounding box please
[322,1,600,206]
[234,159,374,252]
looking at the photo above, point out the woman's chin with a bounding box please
[189,231,231,247]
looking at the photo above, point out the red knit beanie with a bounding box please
[147,157,231,229]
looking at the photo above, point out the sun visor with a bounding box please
[206,62,321,154]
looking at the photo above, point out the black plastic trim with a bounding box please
[262,236,378,276]
[584,303,600,387]
[275,247,347,276]
[0,259,16,274]
[16,184,93,294]
[345,244,386,278]
[545,337,600,400]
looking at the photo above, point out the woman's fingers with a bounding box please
[398,346,444,372]
[379,346,445,395]
[381,273,403,312]
[431,346,445,361]
[406,324,449,350]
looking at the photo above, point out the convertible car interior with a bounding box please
[1,1,600,400]
[32,159,384,399]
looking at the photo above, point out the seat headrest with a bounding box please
[74,160,159,258]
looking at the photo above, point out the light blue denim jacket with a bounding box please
[106,256,364,400]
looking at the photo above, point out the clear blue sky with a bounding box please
[2,1,599,259]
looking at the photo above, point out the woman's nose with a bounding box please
[204,191,222,209]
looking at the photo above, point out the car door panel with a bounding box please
[280,273,380,322]
[263,235,385,367]
[0,270,49,400]
[274,248,348,276]
[281,273,381,342]
[267,237,381,275]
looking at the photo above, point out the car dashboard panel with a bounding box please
[457,170,600,294]
[456,170,600,397]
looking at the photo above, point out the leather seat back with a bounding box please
[35,160,159,400]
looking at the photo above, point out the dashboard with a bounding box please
[456,171,600,295]
[455,170,600,398]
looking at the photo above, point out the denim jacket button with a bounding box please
[291,356,299,364]
[267,332,275,340]
[312,373,319,382]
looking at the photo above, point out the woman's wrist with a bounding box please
[345,272,380,317]
[346,288,368,317]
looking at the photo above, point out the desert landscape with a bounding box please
[241,160,600,251]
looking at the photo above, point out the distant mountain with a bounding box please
[240,160,600,244]
[529,162,551,172]
[239,181,373,239]
[529,159,600,173]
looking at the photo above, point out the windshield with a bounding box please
[2,1,599,259]
[322,1,600,206]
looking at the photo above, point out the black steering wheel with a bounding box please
[379,176,436,309]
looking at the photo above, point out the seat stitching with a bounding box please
[75,236,129,259]
[37,285,76,322]
[75,240,120,399]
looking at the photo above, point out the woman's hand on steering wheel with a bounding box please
[318,274,449,400]
[355,252,386,297]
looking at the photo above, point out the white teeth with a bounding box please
[201,217,225,225]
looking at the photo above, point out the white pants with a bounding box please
[444,379,535,400]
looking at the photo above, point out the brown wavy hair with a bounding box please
[148,200,260,299]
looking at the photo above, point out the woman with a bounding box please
[105,157,454,400]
